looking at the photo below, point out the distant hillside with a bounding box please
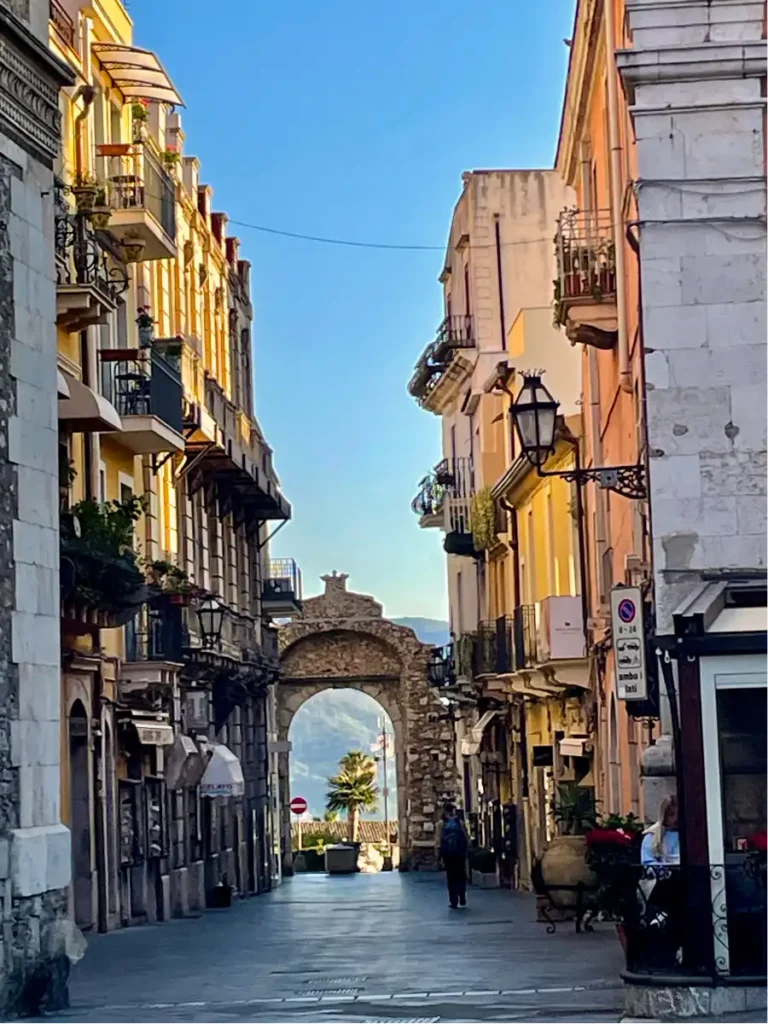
[392,617,450,647]
[288,617,449,818]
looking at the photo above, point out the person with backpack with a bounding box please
[437,802,469,909]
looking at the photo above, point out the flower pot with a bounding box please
[96,143,132,158]
[89,207,111,230]
[121,239,147,263]
[72,185,98,213]
[540,835,596,910]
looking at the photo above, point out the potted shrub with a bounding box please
[131,101,149,142]
[72,173,99,213]
[162,147,180,167]
[539,782,597,909]
[470,846,498,888]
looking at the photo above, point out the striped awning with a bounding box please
[91,44,184,106]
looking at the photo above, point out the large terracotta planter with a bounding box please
[540,835,596,909]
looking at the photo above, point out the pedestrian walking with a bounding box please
[437,802,469,909]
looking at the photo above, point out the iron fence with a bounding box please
[100,348,182,431]
[54,177,128,305]
[554,209,616,325]
[264,558,302,601]
[512,604,537,670]
[50,0,75,48]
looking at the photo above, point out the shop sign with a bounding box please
[611,585,647,701]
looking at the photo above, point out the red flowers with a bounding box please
[586,827,636,848]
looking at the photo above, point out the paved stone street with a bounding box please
[39,873,627,1023]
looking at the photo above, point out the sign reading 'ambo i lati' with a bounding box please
[610,585,647,701]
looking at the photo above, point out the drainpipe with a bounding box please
[494,216,506,349]
[603,0,632,393]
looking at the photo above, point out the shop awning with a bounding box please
[165,734,205,790]
[91,44,184,106]
[200,742,244,798]
[120,713,174,747]
[460,709,499,757]
[559,736,589,758]
[58,374,122,432]
[57,370,71,398]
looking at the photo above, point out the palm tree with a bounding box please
[326,750,378,842]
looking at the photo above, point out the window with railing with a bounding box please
[512,604,537,670]
[554,209,616,325]
[54,178,128,305]
[98,143,176,242]
[100,347,183,433]
[50,0,76,49]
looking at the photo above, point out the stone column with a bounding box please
[0,1,75,1014]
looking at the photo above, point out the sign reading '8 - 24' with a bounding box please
[610,585,647,701]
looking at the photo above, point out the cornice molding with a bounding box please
[0,4,74,167]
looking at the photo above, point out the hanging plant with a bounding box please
[470,486,497,551]
[131,101,149,123]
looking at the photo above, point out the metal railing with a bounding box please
[512,604,537,670]
[125,603,185,663]
[412,456,474,520]
[54,177,128,306]
[428,643,455,687]
[100,348,183,433]
[264,559,302,601]
[554,209,616,324]
[50,0,76,48]
[98,143,176,242]
[408,314,475,399]
[474,617,514,676]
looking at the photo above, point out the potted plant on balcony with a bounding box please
[136,306,154,347]
[60,495,149,632]
[162,146,180,167]
[72,173,99,213]
[131,100,149,141]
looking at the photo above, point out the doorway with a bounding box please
[69,700,93,929]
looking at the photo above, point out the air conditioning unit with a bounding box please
[538,595,586,661]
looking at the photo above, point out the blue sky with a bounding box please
[131,0,574,618]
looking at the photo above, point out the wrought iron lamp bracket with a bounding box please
[528,457,647,500]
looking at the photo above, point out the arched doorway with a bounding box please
[277,572,458,869]
[288,689,399,842]
[69,700,93,929]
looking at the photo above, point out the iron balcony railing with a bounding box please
[50,0,76,48]
[100,348,183,434]
[412,456,474,519]
[263,558,302,603]
[125,603,185,663]
[408,314,475,400]
[99,143,176,242]
[554,209,616,326]
[512,604,537,670]
[427,643,455,687]
[54,177,128,306]
[474,617,514,676]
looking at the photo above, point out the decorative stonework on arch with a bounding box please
[277,572,458,870]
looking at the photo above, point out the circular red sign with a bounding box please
[290,796,308,815]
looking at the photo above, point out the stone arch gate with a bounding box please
[277,572,458,870]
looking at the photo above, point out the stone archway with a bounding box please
[278,572,458,870]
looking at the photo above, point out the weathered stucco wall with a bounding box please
[277,573,458,870]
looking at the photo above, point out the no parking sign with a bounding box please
[610,586,648,701]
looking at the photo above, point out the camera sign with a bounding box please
[611,586,647,701]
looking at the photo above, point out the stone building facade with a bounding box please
[0,0,75,1013]
[277,573,458,869]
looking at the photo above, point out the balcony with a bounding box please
[262,559,303,617]
[54,178,129,332]
[99,346,185,455]
[473,617,514,677]
[554,209,618,348]
[97,142,177,261]
[49,0,76,49]
[408,315,475,411]
[121,602,184,691]
[511,604,538,671]
[427,643,455,687]
[184,376,291,525]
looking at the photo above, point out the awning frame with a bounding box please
[91,43,184,107]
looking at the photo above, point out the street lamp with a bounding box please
[197,595,225,649]
[509,372,647,500]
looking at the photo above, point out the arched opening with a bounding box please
[287,689,400,866]
[69,700,93,929]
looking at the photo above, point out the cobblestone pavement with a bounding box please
[41,873,628,1023]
